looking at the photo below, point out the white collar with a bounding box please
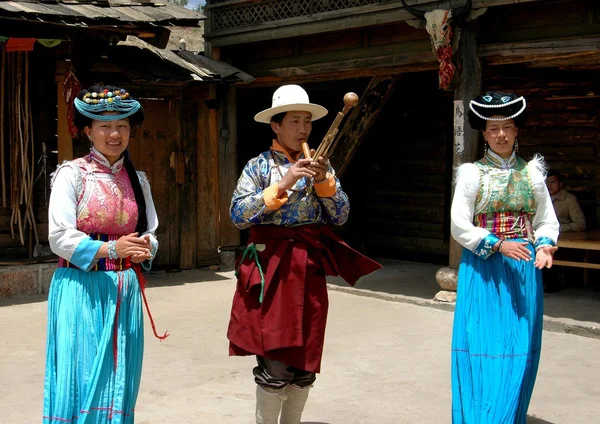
[485,149,516,170]
[89,147,124,174]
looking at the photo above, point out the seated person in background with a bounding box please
[547,170,586,233]
[544,170,585,292]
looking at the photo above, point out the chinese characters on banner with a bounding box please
[453,100,464,155]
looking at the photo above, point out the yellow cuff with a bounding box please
[314,174,337,198]
[264,183,289,211]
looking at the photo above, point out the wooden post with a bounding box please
[179,98,199,269]
[169,100,182,266]
[330,75,401,178]
[55,73,73,163]
[197,98,221,266]
[449,21,482,269]
[435,20,482,301]
[203,5,215,60]
[218,85,240,250]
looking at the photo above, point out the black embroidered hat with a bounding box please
[468,91,527,131]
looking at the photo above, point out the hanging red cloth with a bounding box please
[5,38,36,52]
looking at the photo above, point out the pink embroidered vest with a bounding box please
[73,150,138,236]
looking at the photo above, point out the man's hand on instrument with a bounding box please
[278,158,316,194]
[309,149,329,183]
[534,245,558,270]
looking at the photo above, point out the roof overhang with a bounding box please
[0,0,204,48]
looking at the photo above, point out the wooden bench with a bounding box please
[554,230,600,285]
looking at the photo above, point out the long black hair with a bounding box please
[123,149,148,234]
[74,84,148,234]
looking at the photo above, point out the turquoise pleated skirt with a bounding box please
[43,267,144,423]
[451,242,543,424]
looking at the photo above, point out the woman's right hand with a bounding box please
[498,241,532,261]
[115,233,151,258]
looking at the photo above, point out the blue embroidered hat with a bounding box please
[468,91,527,131]
[73,85,144,130]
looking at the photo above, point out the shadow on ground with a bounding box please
[0,268,232,308]
[327,258,440,301]
[527,415,555,423]
[327,258,600,329]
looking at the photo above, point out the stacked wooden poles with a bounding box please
[5,50,38,253]
[1,47,5,208]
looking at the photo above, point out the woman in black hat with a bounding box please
[450,92,559,423]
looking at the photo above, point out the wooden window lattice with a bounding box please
[212,0,389,32]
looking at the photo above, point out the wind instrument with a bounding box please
[301,92,359,160]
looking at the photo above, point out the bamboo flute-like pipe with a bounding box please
[301,92,359,161]
[301,142,311,160]
[0,47,6,208]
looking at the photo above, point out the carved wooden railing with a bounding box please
[205,0,392,34]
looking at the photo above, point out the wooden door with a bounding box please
[129,99,181,268]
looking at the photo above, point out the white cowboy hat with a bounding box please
[254,84,328,124]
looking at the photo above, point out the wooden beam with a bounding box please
[330,75,401,178]
[449,21,482,269]
[484,51,600,66]
[207,0,543,47]
[251,52,438,80]
[0,17,172,49]
[553,260,600,270]
[479,37,600,57]
[241,62,437,87]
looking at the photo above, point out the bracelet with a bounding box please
[108,240,118,259]
[497,240,505,253]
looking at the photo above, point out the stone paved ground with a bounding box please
[1,269,599,423]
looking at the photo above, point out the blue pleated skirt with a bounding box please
[451,242,543,424]
[43,268,144,423]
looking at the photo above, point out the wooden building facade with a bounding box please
[0,1,252,281]
[203,0,600,274]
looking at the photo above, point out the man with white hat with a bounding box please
[226,84,381,424]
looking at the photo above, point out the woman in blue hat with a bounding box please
[43,85,166,423]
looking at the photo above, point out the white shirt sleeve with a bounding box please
[48,164,101,269]
[450,163,493,252]
[528,157,560,247]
